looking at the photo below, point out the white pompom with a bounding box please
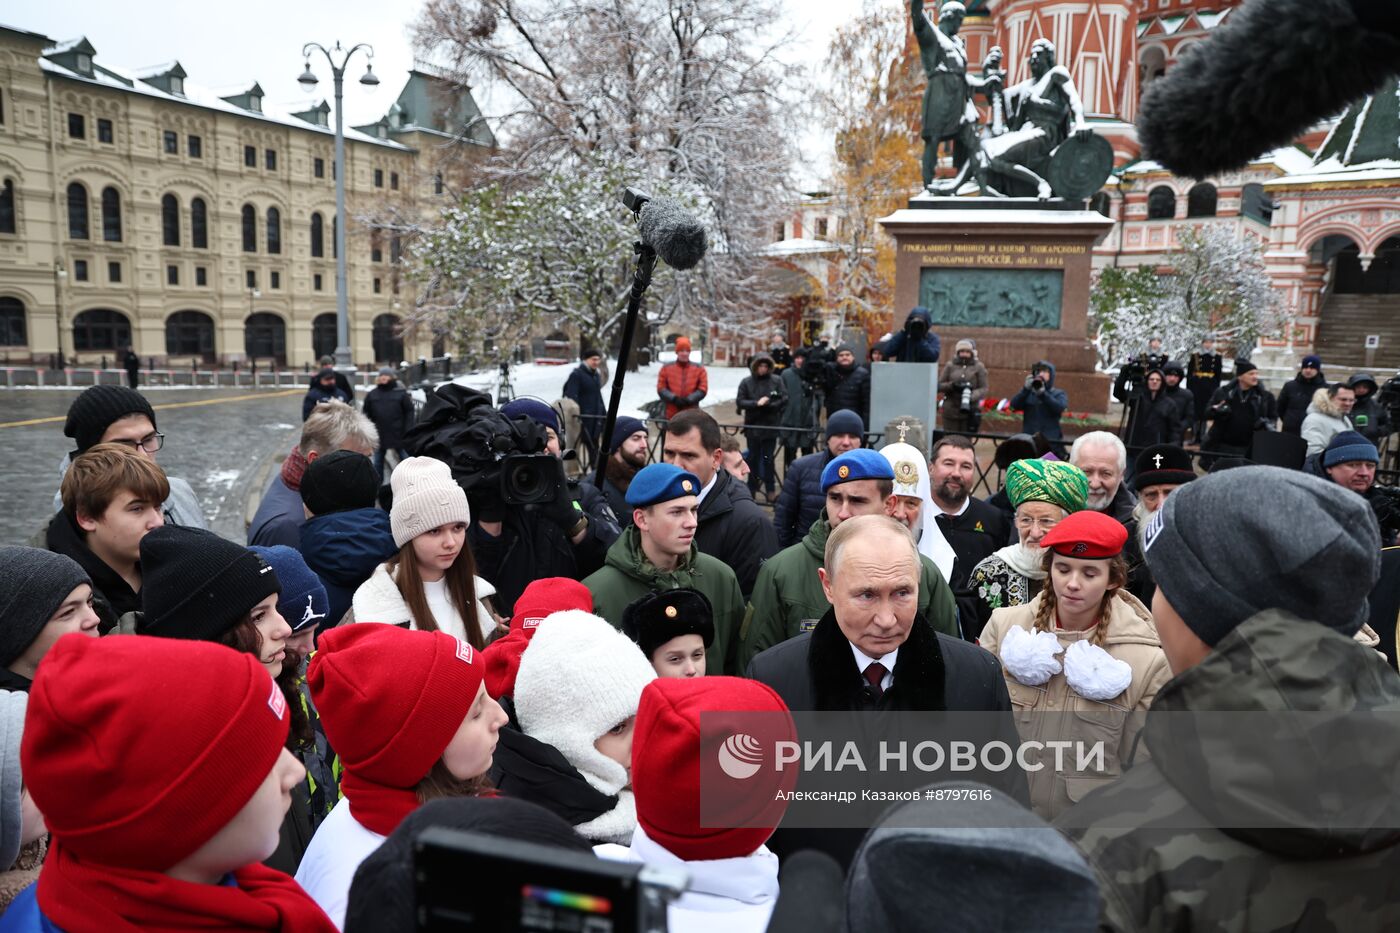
[1062,639,1133,701]
[999,625,1063,686]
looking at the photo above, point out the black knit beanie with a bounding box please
[63,385,157,454]
[138,527,281,642]
[0,548,91,667]
[300,450,381,517]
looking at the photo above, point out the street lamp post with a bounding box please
[298,41,378,371]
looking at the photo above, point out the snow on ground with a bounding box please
[452,360,748,418]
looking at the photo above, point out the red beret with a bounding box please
[1038,510,1127,559]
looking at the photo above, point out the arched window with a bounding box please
[312,313,338,360]
[73,309,131,351]
[0,298,26,346]
[1147,186,1176,220]
[373,313,404,364]
[266,206,281,254]
[241,204,256,252]
[191,197,208,249]
[165,310,215,359]
[161,193,180,246]
[1186,183,1217,218]
[310,212,324,257]
[101,186,122,241]
[66,182,89,239]
[245,312,286,363]
[0,179,15,234]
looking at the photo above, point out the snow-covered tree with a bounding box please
[1090,226,1285,369]
[405,0,801,354]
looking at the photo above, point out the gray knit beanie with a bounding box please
[390,457,470,547]
[1142,466,1381,644]
[0,547,91,667]
[0,690,27,867]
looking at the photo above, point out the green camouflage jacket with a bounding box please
[1056,609,1400,932]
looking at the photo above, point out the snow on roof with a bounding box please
[1262,146,1317,175]
[1159,15,1189,34]
[1196,9,1231,28]
[40,55,412,151]
[47,37,87,55]
[1263,158,1400,187]
[761,237,841,256]
[135,60,181,77]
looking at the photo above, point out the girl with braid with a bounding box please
[978,510,1170,819]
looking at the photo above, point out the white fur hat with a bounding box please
[514,610,656,798]
[390,457,470,547]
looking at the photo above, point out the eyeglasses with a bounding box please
[112,432,165,453]
[1014,515,1060,532]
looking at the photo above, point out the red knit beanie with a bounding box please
[633,676,797,862]
[22,634,289,871]
[309,624,483,787]
[482,577,592,698]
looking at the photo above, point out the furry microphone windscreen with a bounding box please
[637,197,708,270]
[1136,0,1400,179]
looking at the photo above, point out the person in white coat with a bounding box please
[1301,383,1356,457]
[879,441,957,584]
[349,456,499,646]
[595,676,798,933]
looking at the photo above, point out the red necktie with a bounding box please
[864,661,888,699]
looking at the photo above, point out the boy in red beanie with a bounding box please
[595,676,797,933]
[2,634,333,933]
[294,624,506,928]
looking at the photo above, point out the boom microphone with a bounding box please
[637,196,708,271]
[1136,0,1400,179]
[764,850,845,933]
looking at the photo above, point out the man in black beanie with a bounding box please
[773,409,864,548]
[54,384,206,529]
[1201,358,1277,468]
[298,450,397,627]
[581,416,648,529]
[1057,467,1400,930]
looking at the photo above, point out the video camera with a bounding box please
[1379,372,1400,423]
[415,827,687,932]
[403,385,567,511]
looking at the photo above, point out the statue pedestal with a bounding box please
[879,198,1115,414]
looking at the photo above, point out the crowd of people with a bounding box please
[0,342,1396,932]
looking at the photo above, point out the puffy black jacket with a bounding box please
[1009,360,1069,440]
[1348,372,1392,444]
[1124,389,1184,448]
[695,469,779,599]
[773,449,831,548]
[1277,371,1327,434]
[562,363,606,440]
[825,364,870,425]
[882,307,941,363]
[362,381,415,448]
[736,354,787,433]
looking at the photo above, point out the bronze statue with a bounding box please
[911,0,981,189]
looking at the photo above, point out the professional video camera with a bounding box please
[415,827,686,932]
[1370,485,1400,544]
[799,340,835,386]
[403,384,567,512]
[1379,371,1400,424]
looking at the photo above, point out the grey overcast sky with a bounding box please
[13,0,852,186]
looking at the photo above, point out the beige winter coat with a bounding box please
[979,590,1172,819]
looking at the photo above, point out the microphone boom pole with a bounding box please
[593,236,657,488]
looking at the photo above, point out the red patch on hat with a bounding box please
[456,641,475,665]
[267,680,287,720]
[523,617,544,630]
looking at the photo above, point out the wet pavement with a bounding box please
[0,387,310,545]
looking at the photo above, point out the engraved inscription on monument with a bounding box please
[918,267,1063,329]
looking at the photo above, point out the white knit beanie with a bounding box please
[390,457,470,547]
[514,610,656,797]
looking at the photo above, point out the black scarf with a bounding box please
[806,607,947,711]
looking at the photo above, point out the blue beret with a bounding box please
[501,398,560,434]
[625,463,702,508]
[249,545,330,632]
[821,448,895,493]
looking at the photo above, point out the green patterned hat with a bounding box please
[1005,459,1089,513]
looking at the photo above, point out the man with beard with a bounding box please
[584,417,649,528]
[773,410,864,548]
[930,435,1009,590]
[1123,443,1197,605]
[1070,431,1136,525]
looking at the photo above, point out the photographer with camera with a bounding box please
[881,305,942,363]
[736,353,787,503]
[467,399,621,615]
[1010,360,1069,451]
[1315,431,1400,547]
[1201,358,1277,467]
[938,339,988,434]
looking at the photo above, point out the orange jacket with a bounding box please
[657,363,708,419]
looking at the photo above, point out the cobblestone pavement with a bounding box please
[0,387,310,545]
